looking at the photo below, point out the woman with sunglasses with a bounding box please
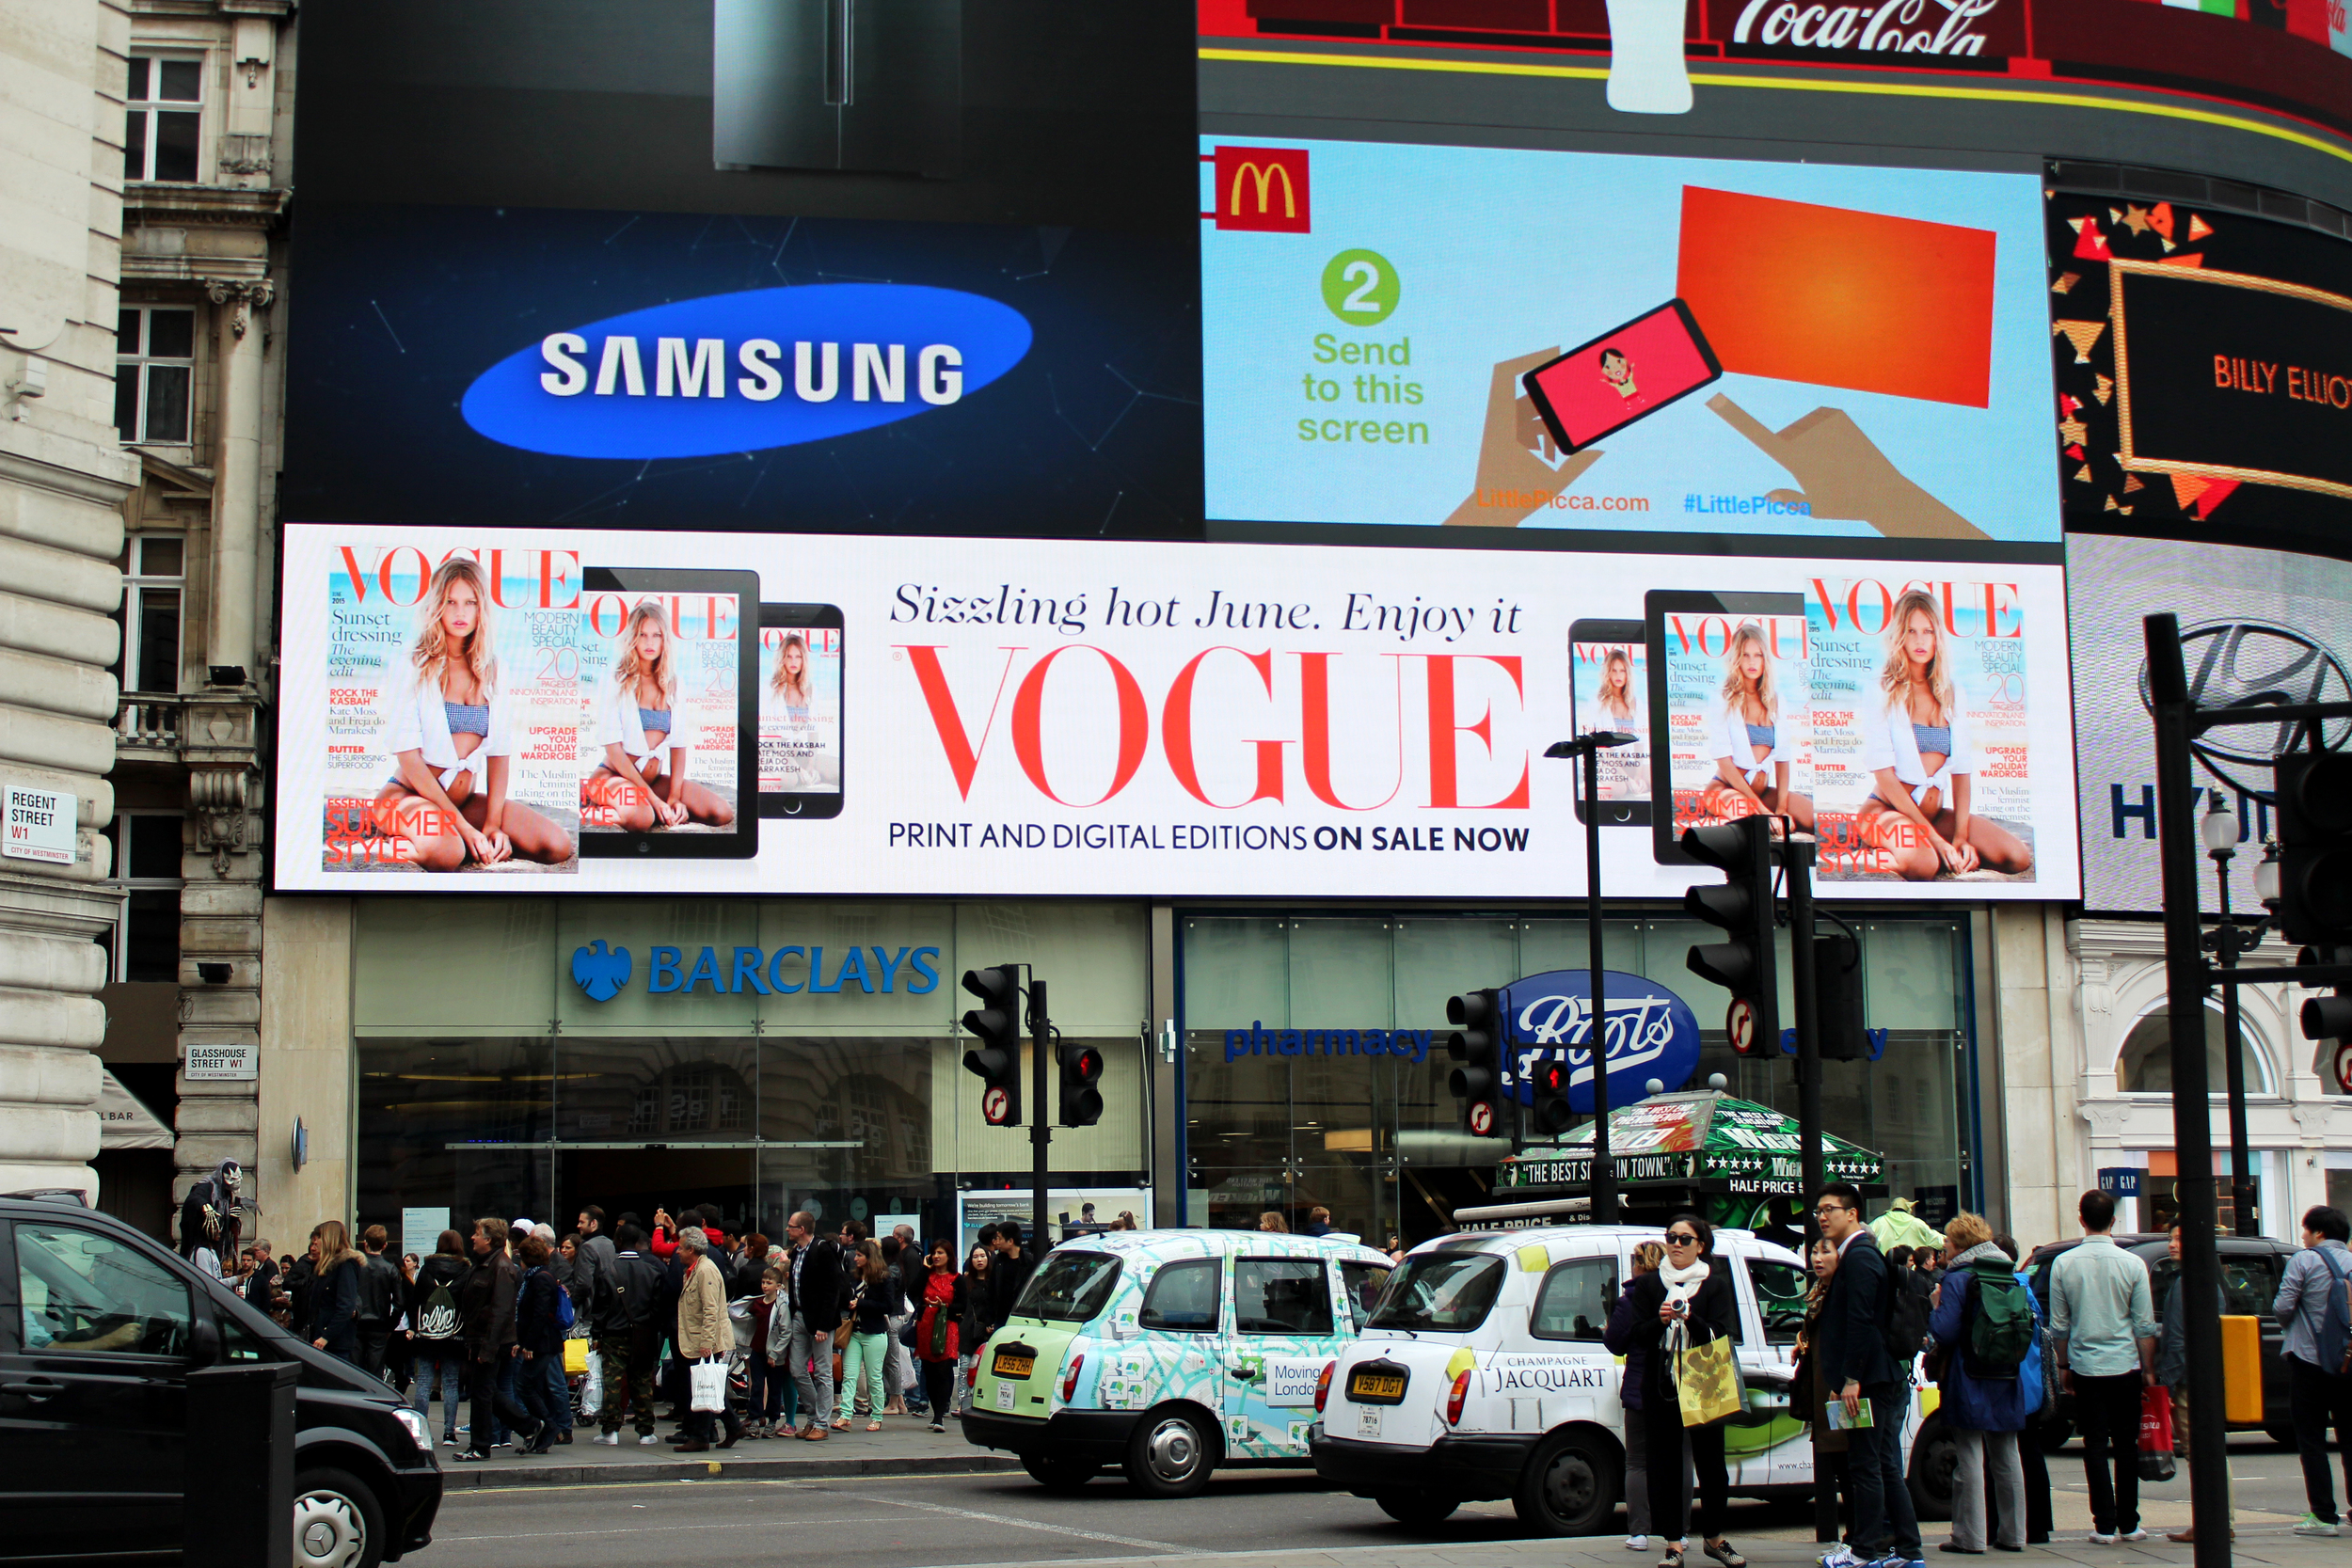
[1623,1215,1743,1568]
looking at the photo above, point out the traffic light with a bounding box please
[1815,931,1870,1062]
[1445,988,1507,1138]
[960,964,1023,1127]
[1681,816,1779,1057]
[1528,1052,1574,1136]
[1057,1040,1104,1128]
[2302,944,2352,1088]
[2275,752,2352,945]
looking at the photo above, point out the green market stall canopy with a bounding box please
[1458,1089,1884,1229]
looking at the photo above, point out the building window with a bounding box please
[124,55,202,182]
[118,535,184,695]
[116,309,195,446]
[2116,1005,2271,1095]
[103,813,182,984]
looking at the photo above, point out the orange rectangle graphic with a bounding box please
[1675,186,1997,408]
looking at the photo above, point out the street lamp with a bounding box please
[2200,792,2269,1238]
[1545,730,1638,1226]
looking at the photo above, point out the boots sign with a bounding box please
[272,522,2080,901]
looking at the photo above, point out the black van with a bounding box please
[0,1196,442,1566]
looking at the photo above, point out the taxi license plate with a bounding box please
[1348,1370,1406,1403]
[1355,1403,1383,1437]
[993,1351,1036,1379]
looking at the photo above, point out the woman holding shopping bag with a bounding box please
[834,1239,904,1432]
[1622,1215,1743,1568]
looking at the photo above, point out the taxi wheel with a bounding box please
[1123,1405,1216,1497]
[1375,1487,1461,1528]
[1908,1412,1959,1522]
[1514,1429,1619,1536]
[1022,1452,1100,1493]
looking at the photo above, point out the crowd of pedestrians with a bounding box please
[215,1199,1045,1460]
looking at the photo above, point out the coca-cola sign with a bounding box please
[1711,0,2023,56]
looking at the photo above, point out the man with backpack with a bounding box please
[592,1221,664,1446]
[2276,1204,2352,1535]
[1928,1212,2041,1554]
[1814,1181,1923,1568]
[2047,1188,2157,1544]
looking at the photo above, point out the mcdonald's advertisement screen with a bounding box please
[1199,138,2059,553]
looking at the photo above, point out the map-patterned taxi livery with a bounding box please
[962,1228,1394,1497]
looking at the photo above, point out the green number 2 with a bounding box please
[1320,249,1400,326]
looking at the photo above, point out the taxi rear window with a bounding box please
[1013,1251,1123,1323]
[1367,1251,1505,1333]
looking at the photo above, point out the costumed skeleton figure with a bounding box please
[179,1159,245,1265]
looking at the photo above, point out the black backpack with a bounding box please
[415,1270,462,1344]
[1881,1262,1934,1375]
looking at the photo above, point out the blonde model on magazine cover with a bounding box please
[370,556,573,871]
[1698,621,1814,832]
[768,632,814,723]
[1855,588,2032,880]
[583,599,738,832]
[1592,645,1640,730]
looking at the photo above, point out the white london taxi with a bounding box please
[1310,1223,1931,1535]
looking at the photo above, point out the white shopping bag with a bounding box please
[690,1355,728,1414]
[580,1350,604,1414]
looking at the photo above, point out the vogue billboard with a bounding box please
[274,523,2080,900]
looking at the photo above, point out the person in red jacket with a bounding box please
[914,1241,961,1433]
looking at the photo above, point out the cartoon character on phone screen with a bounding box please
[1853,588,2031,880]
[1698,620,1813,833]
[582,600,737,832]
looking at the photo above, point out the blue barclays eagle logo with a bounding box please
[571,941,631,1002]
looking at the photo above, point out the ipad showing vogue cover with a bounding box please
[757,603,844,819]
[1567,620,1649,827]
[1645,591,1810,865]
[321,549,588,877]
[576,567,759,859]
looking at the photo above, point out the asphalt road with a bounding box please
[413,1438,2326,1567]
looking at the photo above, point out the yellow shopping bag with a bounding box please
[563,1337,590,1375]
[1676,1333,1747,1427]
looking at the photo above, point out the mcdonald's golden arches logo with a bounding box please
[1207,146,1311,233]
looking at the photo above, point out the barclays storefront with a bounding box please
[1177,911,1980,1244]
[342,898,1154,1252]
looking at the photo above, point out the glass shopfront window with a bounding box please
[352,899,1148,1244]
[1181,912,1974,1244]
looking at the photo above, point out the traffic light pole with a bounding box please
[2146,615,2235,1568]
[1783,832,1835,1547]
[1029,976,1050,1263]
[1584,745,1617,1225]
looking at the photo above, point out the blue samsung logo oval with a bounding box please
[461,284,1033,459]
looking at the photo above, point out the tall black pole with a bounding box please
[1585,744,1616,1224]
[2146,612,2231,1568]
[1786,832,1833,1545]
[2214,863,2257,1238]
[1029,975,1051,1262]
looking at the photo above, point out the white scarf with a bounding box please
[1661,1256,1709,1365]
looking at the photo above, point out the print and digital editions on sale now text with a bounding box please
[275,524,2078,900]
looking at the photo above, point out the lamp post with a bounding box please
[2200,793,2276,1239]
[1545,730,1638,1225]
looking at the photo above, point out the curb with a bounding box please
[438,1449,1026,1490]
